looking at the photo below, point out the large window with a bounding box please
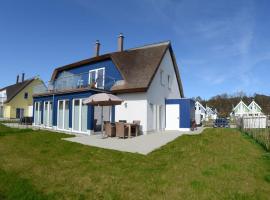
[43,101,53,127]
[57,100,70,130]
[34,102,42,125]
[89,68,105,89]
[72,99,88,133]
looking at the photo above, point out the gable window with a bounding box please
[89,68,105,89]
[168,75,172,89]
[24,92,28,99]
[160,70,165,86]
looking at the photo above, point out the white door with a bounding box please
[166,104,179,130]
[154,105,163,131]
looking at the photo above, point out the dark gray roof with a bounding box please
[0,79,35,103]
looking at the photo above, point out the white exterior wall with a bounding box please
[195,101,206,124]
[28,106,33,117]
[146,49,181,132]
[115,49,182,134]
[0,90,7,105]
[115,93,148,133]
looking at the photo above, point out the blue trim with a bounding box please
[88,105,94,130]
[165,98,195,128]
[34,90,98,130]
[111,105,115,122]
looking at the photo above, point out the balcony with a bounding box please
[33,71,121,95]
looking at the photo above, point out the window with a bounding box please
[89,68,105,89]
[34,102,42,125]
[167,75,172,89]
[58,100,69,130]
[24,92,28,99]
[160,70,165,86]
[16,108,24,119]
[44,101,53,127]
[72,99,88,133]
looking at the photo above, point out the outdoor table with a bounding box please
[125,123,138,138]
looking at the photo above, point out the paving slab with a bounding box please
[63,128,204,155]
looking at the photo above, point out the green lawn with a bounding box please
[0,125,270,200]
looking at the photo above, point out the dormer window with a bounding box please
[89,68,105,89]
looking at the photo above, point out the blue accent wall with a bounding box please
[33,90,100,130]
[55,59,123,91]
[165,99,195,128]
[111,105,115,122]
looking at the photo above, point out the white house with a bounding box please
[195,101,206,125]
[205,106,218,121]
[231,100,263,118]
[248,100,263,116]
[33,35,195,135]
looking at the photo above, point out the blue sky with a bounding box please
[0,0,269,99]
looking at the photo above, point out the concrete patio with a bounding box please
[63,128,204,155]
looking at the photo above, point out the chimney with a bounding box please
[94,40,100,57]
[22,73,25,82]
[16,75,19,84]
[118,33,124,51]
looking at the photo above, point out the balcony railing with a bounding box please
[33,71,121,95]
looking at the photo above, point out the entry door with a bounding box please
[166,104,180,130]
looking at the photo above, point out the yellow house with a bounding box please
[0,76,44,119]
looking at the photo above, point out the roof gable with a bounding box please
[248,100,262,112]
[196,101,206,111]
[0,79,35,103]
[110,42,168,91]
[233,100,250,113]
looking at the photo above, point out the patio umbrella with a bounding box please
[83,93,123,137]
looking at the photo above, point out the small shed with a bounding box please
[165,98,195,131]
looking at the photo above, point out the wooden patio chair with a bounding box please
[105,123,116,137]
[131,120,140,136]
[115,122,128,138]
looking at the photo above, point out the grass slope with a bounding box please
[0,125,269,199]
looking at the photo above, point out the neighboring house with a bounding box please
[195,101,206,125]
[248,100,263,116]
[205,106,218,121]
[33,34,195,134]
[231,100,263,118]
[0,74,44,119]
